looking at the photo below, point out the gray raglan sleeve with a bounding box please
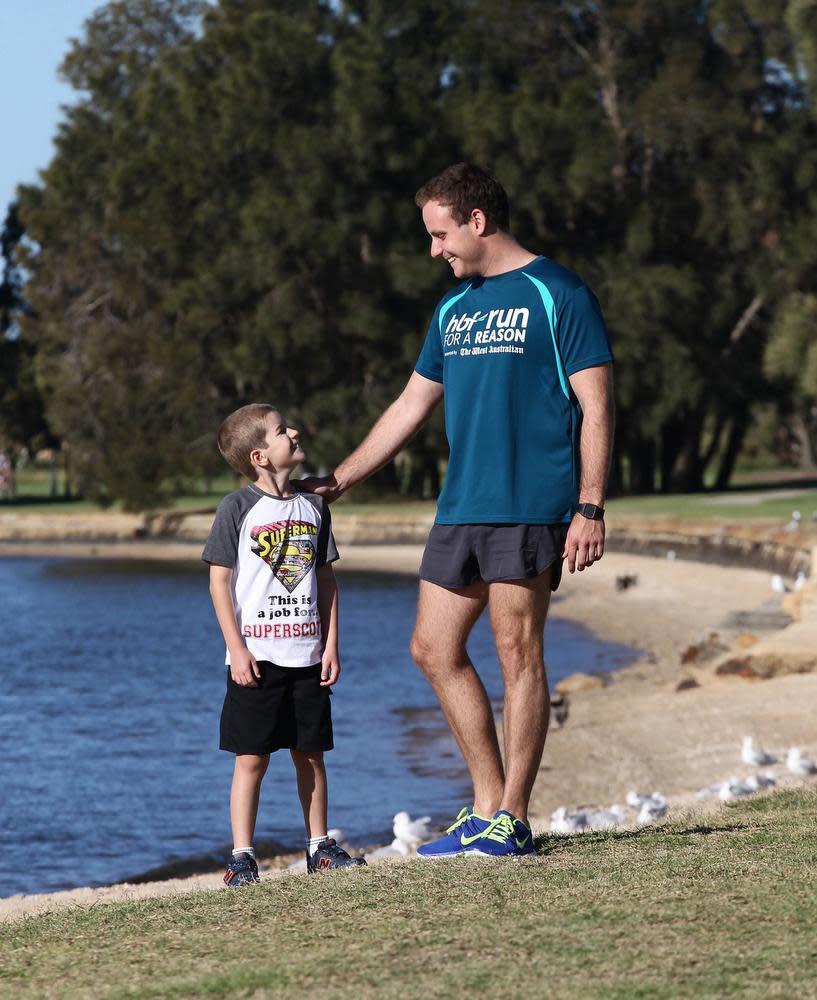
[202,495,242,568]
[315,499,339,568]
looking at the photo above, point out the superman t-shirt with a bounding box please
[202,485,338,667]
[415,255,613,525]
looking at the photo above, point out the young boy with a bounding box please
[203,403,366,884]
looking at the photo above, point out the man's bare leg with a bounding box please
[487,570,553,824]
[410,579,504,817]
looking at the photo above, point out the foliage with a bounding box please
[0,204,51,458]
[7,0,817,506]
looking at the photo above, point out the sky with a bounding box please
[0,2,103,216]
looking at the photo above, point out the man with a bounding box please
[316,162,614,857]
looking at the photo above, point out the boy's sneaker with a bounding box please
[223,852,260,887]
[307,838,367,873]
[470,810,536,858]
[416,807,493,859]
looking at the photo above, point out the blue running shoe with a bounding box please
[470,810,536,858]
[416,807,493,859]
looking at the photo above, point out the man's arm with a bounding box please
[209,564,260,686]
[563,363,615,573]
[318,371,443,500]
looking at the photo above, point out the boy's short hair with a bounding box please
[217,403,277,480]
[414,162,510,230]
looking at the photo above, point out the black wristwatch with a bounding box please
[577,502,605,521]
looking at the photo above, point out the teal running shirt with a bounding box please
[414,255,613,525]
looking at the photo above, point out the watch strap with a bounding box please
[577,502,605,520]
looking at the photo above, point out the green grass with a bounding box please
[3,791,816,998]
[4,463,816,523]
[0,468,238,514]
[606,490,817,522]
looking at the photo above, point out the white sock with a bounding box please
[232,846,255,859]
[308,835,328,854]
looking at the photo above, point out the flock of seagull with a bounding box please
[549,791,667,835]
[547,736,817,836]
[695,737,817,802]
[284,738,816,867]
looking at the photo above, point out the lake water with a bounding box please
[0,557,637,897]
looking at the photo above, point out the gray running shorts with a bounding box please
[419,523,569,591]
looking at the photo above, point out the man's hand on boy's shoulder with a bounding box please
[230,647,262,687]
[320,646,341,687]
[292,474,342,503]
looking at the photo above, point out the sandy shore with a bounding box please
[2,547,815,922]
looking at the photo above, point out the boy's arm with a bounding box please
[209,564,261,687]
[316,563,340,687]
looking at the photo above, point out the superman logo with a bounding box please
[251,521,316,593]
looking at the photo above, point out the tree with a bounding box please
[0,203,52,469]
[16,0,817,506]
[443,0,816,491]
[17,1,208,508]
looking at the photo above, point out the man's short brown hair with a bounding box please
[217,403,277,480]
[414,162,510,230]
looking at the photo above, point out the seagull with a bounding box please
[637,798,668,824]
[666,549,677,561]
[393,811,432,851]
[551,691,570,728]
[771,575,790,594]
[586,805,626,831]
[745,773,777,791]
[741,736,778,767]
[626,791,651,808]
[549,807,588,835]
[786,747,817,775]
[718,777,754,801]
[783,511,802,533]
[626,791,666,810]
[793,572,807,592]
[696,782,723,798]
[367,838,411,859]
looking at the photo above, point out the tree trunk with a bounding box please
[714,411,749,490]
[402,446,441,499]
[608,449,624,498]
[628,435,656,494]
[50,447,59,497]
[659,420,684,493]
[670,409,706,492]
[792,410,817,469]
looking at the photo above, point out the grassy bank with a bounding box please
[3,470,816,524]
[3,790,816,998]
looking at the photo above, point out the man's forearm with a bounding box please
[578,398,615,506]
[333,373,443,494]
